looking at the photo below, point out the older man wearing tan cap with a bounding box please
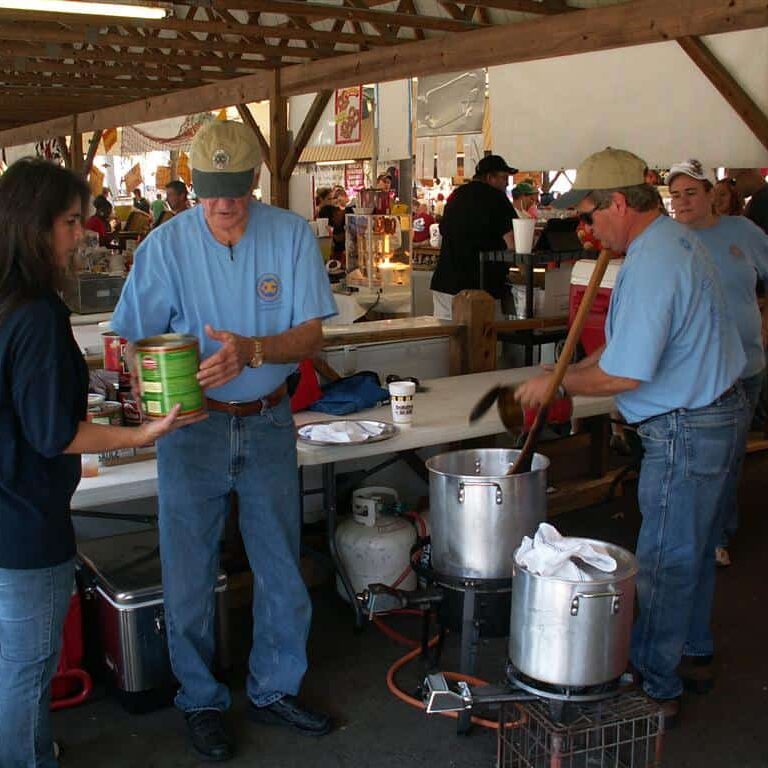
[515,148,746,727]
[113,120,337,760]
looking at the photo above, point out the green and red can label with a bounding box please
[135,334,204,419]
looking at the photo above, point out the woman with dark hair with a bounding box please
[85,193,115,246]
[0,158,186,768]
[713,177,744,216]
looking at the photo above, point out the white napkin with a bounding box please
[303,420,384,444]
[514,523,617,581]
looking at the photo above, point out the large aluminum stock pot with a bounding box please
[508,541,638,688]
[426,449,549,580]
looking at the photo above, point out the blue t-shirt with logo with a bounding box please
[599,215,745,423]
[112,201,337,402]
[690,215,768,378]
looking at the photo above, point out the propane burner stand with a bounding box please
[506,663,623,704]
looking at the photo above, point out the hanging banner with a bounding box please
[415,137,434,180]
[334,86,362,145]
[102,127,118,153]
[344,161,365,190]
[416,70,485,137]
[155,165,171,189]
[436,136,457,179]
[123,163,143,193]
[88,165,104,198]
[177,152,191,186]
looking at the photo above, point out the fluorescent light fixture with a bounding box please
[0,0,168,19]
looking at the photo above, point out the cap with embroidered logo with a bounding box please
[190,120,261,199]
[667,159,714,187]
[554,147,647,209]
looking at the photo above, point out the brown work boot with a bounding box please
[678,655,715,694]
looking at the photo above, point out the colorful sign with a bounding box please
[334,86,362,145]
[344,161,365,190]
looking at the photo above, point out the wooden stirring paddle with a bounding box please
[508,248,616,475]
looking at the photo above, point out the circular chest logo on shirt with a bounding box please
[729,244,745,260]
[257,273,281,302]
[679,237,692,251]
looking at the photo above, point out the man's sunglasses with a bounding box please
[578,202,609,226]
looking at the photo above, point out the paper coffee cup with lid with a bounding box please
[388,380,416,427]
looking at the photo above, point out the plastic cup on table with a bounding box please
[388,380,416,428]
[513,218,536,254]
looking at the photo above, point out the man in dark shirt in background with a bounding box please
[430,154,517,319]
[730,168,768,234]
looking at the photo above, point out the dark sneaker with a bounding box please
[248,695,333,737]
[678,655,715,694]
[651,696,681,731]
[185,708,234,762]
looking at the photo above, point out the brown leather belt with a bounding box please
[206,383,287,417]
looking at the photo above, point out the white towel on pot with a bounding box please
[514,523,617,581]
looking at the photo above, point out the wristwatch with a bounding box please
[247,338,264,368]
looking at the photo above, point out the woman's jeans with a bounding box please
[0,559,74,768]
[630,387,744,700]
[156,397,311,713]
[719,369,764,547]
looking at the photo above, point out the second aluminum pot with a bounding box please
[426,449,549,580]
[508,540,638,688]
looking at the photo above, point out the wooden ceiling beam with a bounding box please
[469,0,573,12]
[0,43,276,69]
[210,0,483,33]
[26,14,397,47]
[0,58,254,80]
[677,34,768,153]
[2,0,767,148]
[279,0,768,95]
[236,102,272,173]
[281,89,332,178]
[0,26,335,59]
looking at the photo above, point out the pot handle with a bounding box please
[570,590,623,616]
[457,480,503,504]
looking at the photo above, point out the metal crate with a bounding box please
[497,691,664,768]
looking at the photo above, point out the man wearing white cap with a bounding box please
[515,148,746,727]
[113,120,337,760]
[668,159,768,573]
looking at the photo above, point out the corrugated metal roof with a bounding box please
[299,117,373,163]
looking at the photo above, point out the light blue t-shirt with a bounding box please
[599,215,745,423]
[690,216,768,378]
[112,201,337,402]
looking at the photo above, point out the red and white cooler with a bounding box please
[568,258,624,355]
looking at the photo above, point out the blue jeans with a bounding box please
[156,396,310,712]
[630,387,744,700]
[0,559,74,768]
[719,370,764,546]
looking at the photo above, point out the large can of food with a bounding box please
[135,334,205,419]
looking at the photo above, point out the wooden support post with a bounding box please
[268,71,289,209]
[678,35,768,153]
[451,290,496,374]
[69,117,83,174]
[83,128,103,178]
[236,103,273,175]
[169,148,179,181]
[280,89,332,179]
[57,135,70,169]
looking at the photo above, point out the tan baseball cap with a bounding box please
[555,147,647,208]
[190,120,261,199]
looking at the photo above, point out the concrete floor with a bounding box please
[55,457,768,767]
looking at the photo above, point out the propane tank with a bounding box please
[335,487,417,602]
